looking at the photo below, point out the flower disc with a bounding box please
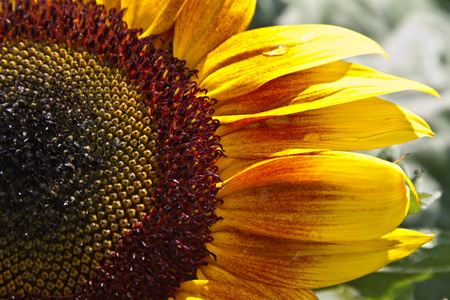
[0,0,221,298]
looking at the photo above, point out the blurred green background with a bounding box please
[250,1,450,299]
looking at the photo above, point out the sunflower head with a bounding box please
[0,0,440,299]
[0,0,221,298]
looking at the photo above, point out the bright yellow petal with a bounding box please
[173,0,256,70]
[119,0,184,37]
[214,72,438,137]
[218,97,433,155]
[213,61,438,115]
[207,229,433,289]
[141,0,185,37]
[197,25,386,98]
[214,151,411,241]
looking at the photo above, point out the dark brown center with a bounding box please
[0,39,158,297]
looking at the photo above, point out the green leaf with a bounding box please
[407,191,441,216]
[374,147,442,216]
[345,272,433,300]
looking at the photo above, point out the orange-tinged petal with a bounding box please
[216,149,327,180]
[197,25,386,98]
[172,263,318,300]
[173,0,256,70]
[214,152,411,241]
[207,229,433,289]
[174,280,318,300]
[120,0,160,28]
[213,61,438,115]
[218,98,433,155]
[93,0,121,12]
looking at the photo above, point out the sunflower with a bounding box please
[0,0,438,299]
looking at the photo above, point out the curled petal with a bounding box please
[215,152,412,241]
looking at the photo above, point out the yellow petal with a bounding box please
[215,151,411,241]
[173,0,256,70]
[208,229,433,289]
[213,61,438,115]
[174,279,317,300]
[94,0,121,12]
[197,25,386,98]
[218,97,433,155]
[216,149,327,181]
[172,263,318,300]
[119,0,184,38]
[141,0,185,37]
[215,71,438,137]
